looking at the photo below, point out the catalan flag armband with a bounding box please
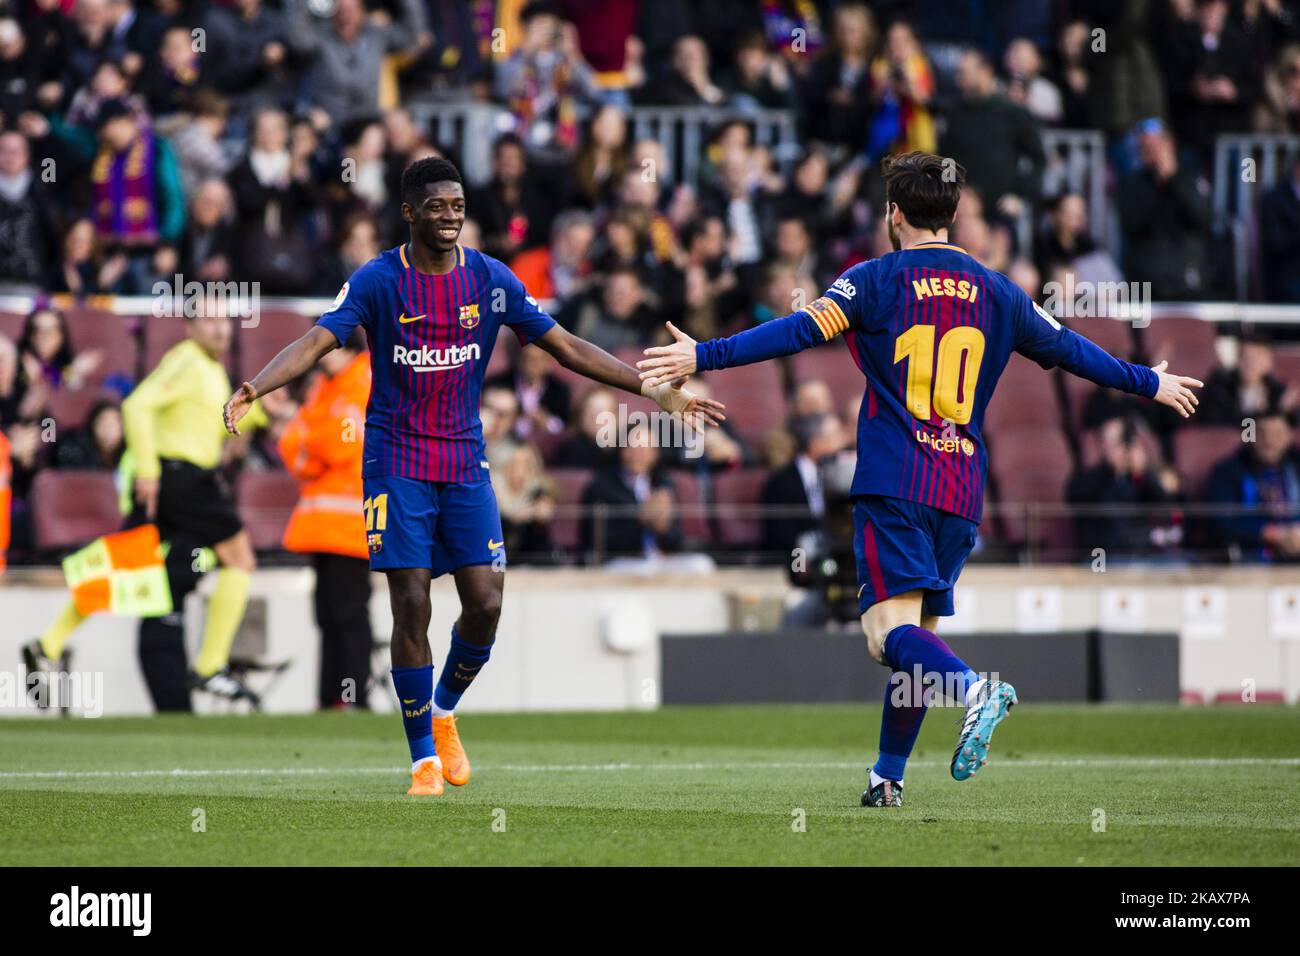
[803,296,851,341]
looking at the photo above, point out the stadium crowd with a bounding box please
[0,0,1298,568]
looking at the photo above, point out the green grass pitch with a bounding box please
[1,704,1297,866]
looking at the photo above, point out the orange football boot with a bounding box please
[407,759,444,796]
[432,714,471,786]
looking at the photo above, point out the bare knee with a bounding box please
[388,574,432,660]
[215,532,256,573]
[863,625,889,666]
[458,586,501,644]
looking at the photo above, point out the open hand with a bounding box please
[223,381,257,435]
[638,322,698,389]
[1150,360,1202,419]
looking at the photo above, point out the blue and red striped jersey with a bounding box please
[316,243,556,483]
[696,241,1158,522]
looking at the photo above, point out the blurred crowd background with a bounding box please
[0,0,1298,569]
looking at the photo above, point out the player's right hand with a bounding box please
[1150,360,1203,419]
[223,381,257,435]
[638,322,698,389]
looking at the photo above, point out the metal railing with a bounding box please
[1212,134,1300,301]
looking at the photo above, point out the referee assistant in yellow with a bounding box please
[25,308,267,709]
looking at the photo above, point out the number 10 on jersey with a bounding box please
[893,325,986,424]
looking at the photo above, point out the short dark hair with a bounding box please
[400,156,462,206]
[881,151,966,232]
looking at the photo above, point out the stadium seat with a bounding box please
[987,426,1074,550]
[236,312,315,383]
[46,386,119,432]
[1173,426,1243,495]
[0,310,24,343]
[1272,346,1300,385]
[31,470,122,551]
[1063,316,1135,358]
[984,353,1066,432]
[64,308,138,384]
[236,471,301,551]
[789,340,864,408]
[484,326,517,379]
[1140,318,1219,382]
[546,467,593,552]
[667,469,711,542]
[710,468,769,549]
[703,361,787,445]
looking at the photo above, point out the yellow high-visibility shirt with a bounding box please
[122,338,267,479]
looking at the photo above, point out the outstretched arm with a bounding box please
[533,324,725,427]
[223,325,338,434]
[1016,304,1203,419]
[639,307,842,387]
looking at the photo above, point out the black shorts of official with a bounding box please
[124,458,244,547]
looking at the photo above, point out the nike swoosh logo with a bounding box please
[488,539,503,550]
[398,313,425,324]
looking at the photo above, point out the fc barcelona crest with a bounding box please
[458,304,480,329]
[367,532,383,554]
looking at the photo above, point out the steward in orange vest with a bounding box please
[279,348,371,560]
[277,337,374,708]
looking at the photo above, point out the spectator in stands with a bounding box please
[287,0,428,129]
[1162,0,1256,158]
[494,0,599,164]
[63,56,139,130]
[32,99,184,292]
[486,345,571,445]
[941,48,1044,211]
[640,34,726,107]
[579,422,686,565]
[770,216,819,288]
[722,31,798,115]
[0,18,40,122]
[1260,154,1300,302]
[136,23,203,118]
[319,212,381,296]
[1085,0,1168,137]
[1066,415,1184,558]
[573,104,628,208]
[761,412,846,557]
[792,379,833,417]
[1206,406,1300,561]
[2,306,102,424]
[1003,37,1063,125]
[801,2,876,154]
[469,133,550,261]
[53,398,123,470]
[1051,20,1092,129]
[200,0,291,117]
[1036,194,1092,276]
[481,384,522,475]
[1253,42,1300,133]
[54,217,127,295]
[569,267,655,352]
[0,130,60,293]
[1200,335,1300,426]
[495,442,556,560]
[867,19,937,160]
[509,209,595,306]
[228,107,318,294]
[179,178,235,283]
[553,383,617,469]
[171,90,231,197]
[1118,120,1211,300]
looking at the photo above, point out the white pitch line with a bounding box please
[0,756,1297,781]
